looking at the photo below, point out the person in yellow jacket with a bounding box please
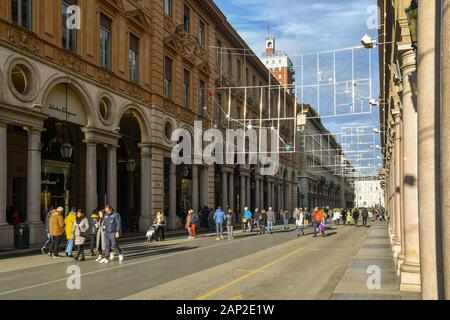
[64,208,77,257]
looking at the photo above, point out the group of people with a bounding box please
[42,205,123,263]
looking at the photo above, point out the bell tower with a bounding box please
[265,35,275,56]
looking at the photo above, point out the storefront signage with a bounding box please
[46,84,87,126]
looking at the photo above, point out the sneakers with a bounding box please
[99,258,109,264]
[52,255,61,259]
[216,237,220,240]
[41,248,45,254]
[119,254,124,262]
[110,252,115,260]
[95,256,103,262]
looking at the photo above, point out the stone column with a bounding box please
[168,162,178,230]
[246,176,250,210]
[222,170,228,208]
[139,144,152,232]
[25,127,45,244]
[397,118,406,274]
[192,165,199,212]
[268,180,273,209]
[240,175,245,212]
[255,177,260,209]
[0,122,13,248]
[85,141,97,214]
[260,179,265,209]
[417,0,441,297]
[228,172,234,212]
[200,166,208,208]
[441,0,450,299]
[399,49,421,292]
[106,145,117,209]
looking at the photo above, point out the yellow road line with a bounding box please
[195,247,305,300]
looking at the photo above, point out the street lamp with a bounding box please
[126,159,136,173]
[59,141,73,160]
[405,0,418,49]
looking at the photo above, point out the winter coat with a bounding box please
[185,212,191,230]
[65,213,76,240]
[226,213,235,226]
[104,212,122,234]
[90,213,99,235]
[282,210,290,220]
[243,210,252,220]
[96,218,106,251]
[266,210,275,223]
[155,213,166,225]
[71,218,90,245]
[189,212,200,226]
[258,212,267,226]
[49,211,65,237]
[44,210,51,233]
[296,212,304,226]
[213,209,226,223]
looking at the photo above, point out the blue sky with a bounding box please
[214,0,382,173]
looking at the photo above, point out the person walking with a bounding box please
[226,208,235,240]
[185,209,193,239]
[41,206,53,254]
[214,206,226,240]
[48,208,65,258]
[352,208,360,226]
[99,205,123,264]
[258,209,267,234]
[266,207,275,234]
[253,208,260,232]
[189,209,200,239]
[155,211,166,241]
[89,210,99,257]
[71,210,90,261]
[312,207,326,237]
[95,210,106,262]
[282,209,290,231]
[64,208,76,257]
[362,208,369,227]
[242,207,252,232]
[295,209,305,236]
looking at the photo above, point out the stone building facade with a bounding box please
[0,0,298,248]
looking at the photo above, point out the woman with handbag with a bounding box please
[71,210,90,261]
[95,210,106,262]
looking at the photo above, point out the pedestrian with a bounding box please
[266,207,275,234]
[332,210,341,225]
[214,206,226,240]
[89,209,99,256]
[64,208,76,257]
[341,208,347,225]
[71,210,90,261]
[226,208,235,240]
[95,210,106,262]
[352,208,360,226]
[48,207,65,258]
[295,209,305,236]
[185,209,193,239]
[99,205,124,263]
[362,208,369,227]
[155,211,166,241]
[282,209,290,231]
[189,209,200,239]
[312,207,326,237]
[41,206,53,254]
[242,207,252,232]
[253,208,260,231]
[258,209,267,234]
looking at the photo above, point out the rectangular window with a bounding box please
[164,56,173,99]
[61,1,77,52]
[129,33,139,83]
[11,0,32,29]
[183,69,190,108]
[99,14,112,70]
[199,80,206,115]
[164,0,172,17]
[183,5,190,32]
[199,21,206,48]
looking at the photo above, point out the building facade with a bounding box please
[354,179,384,208]
[0,0,298,248]
[379,0,449,299]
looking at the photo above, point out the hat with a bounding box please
[56,207,64,212]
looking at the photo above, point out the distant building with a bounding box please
[260,35,295,90]
[354,179,384,208]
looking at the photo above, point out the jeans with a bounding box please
[313,222,319,236]
[296,225,304,236]
[216,222,224,237]
[76,244,85,260]
[226,225,234,239]
[105,232,122,259]
[363,217,368,226]
[89,234,96,253]
[283,219,289,230]
[66,239,74,255]
[50,235,61,255]
[267,221,274,233]
[42,233,51,250]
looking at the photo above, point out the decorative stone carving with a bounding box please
[7,28,39,53]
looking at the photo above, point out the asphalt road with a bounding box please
[0,223,370,300]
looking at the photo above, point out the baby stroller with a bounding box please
[146,224,159,243]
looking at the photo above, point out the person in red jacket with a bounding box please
[11,209,21,228]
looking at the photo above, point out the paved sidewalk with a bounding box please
[330,221,421,300]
